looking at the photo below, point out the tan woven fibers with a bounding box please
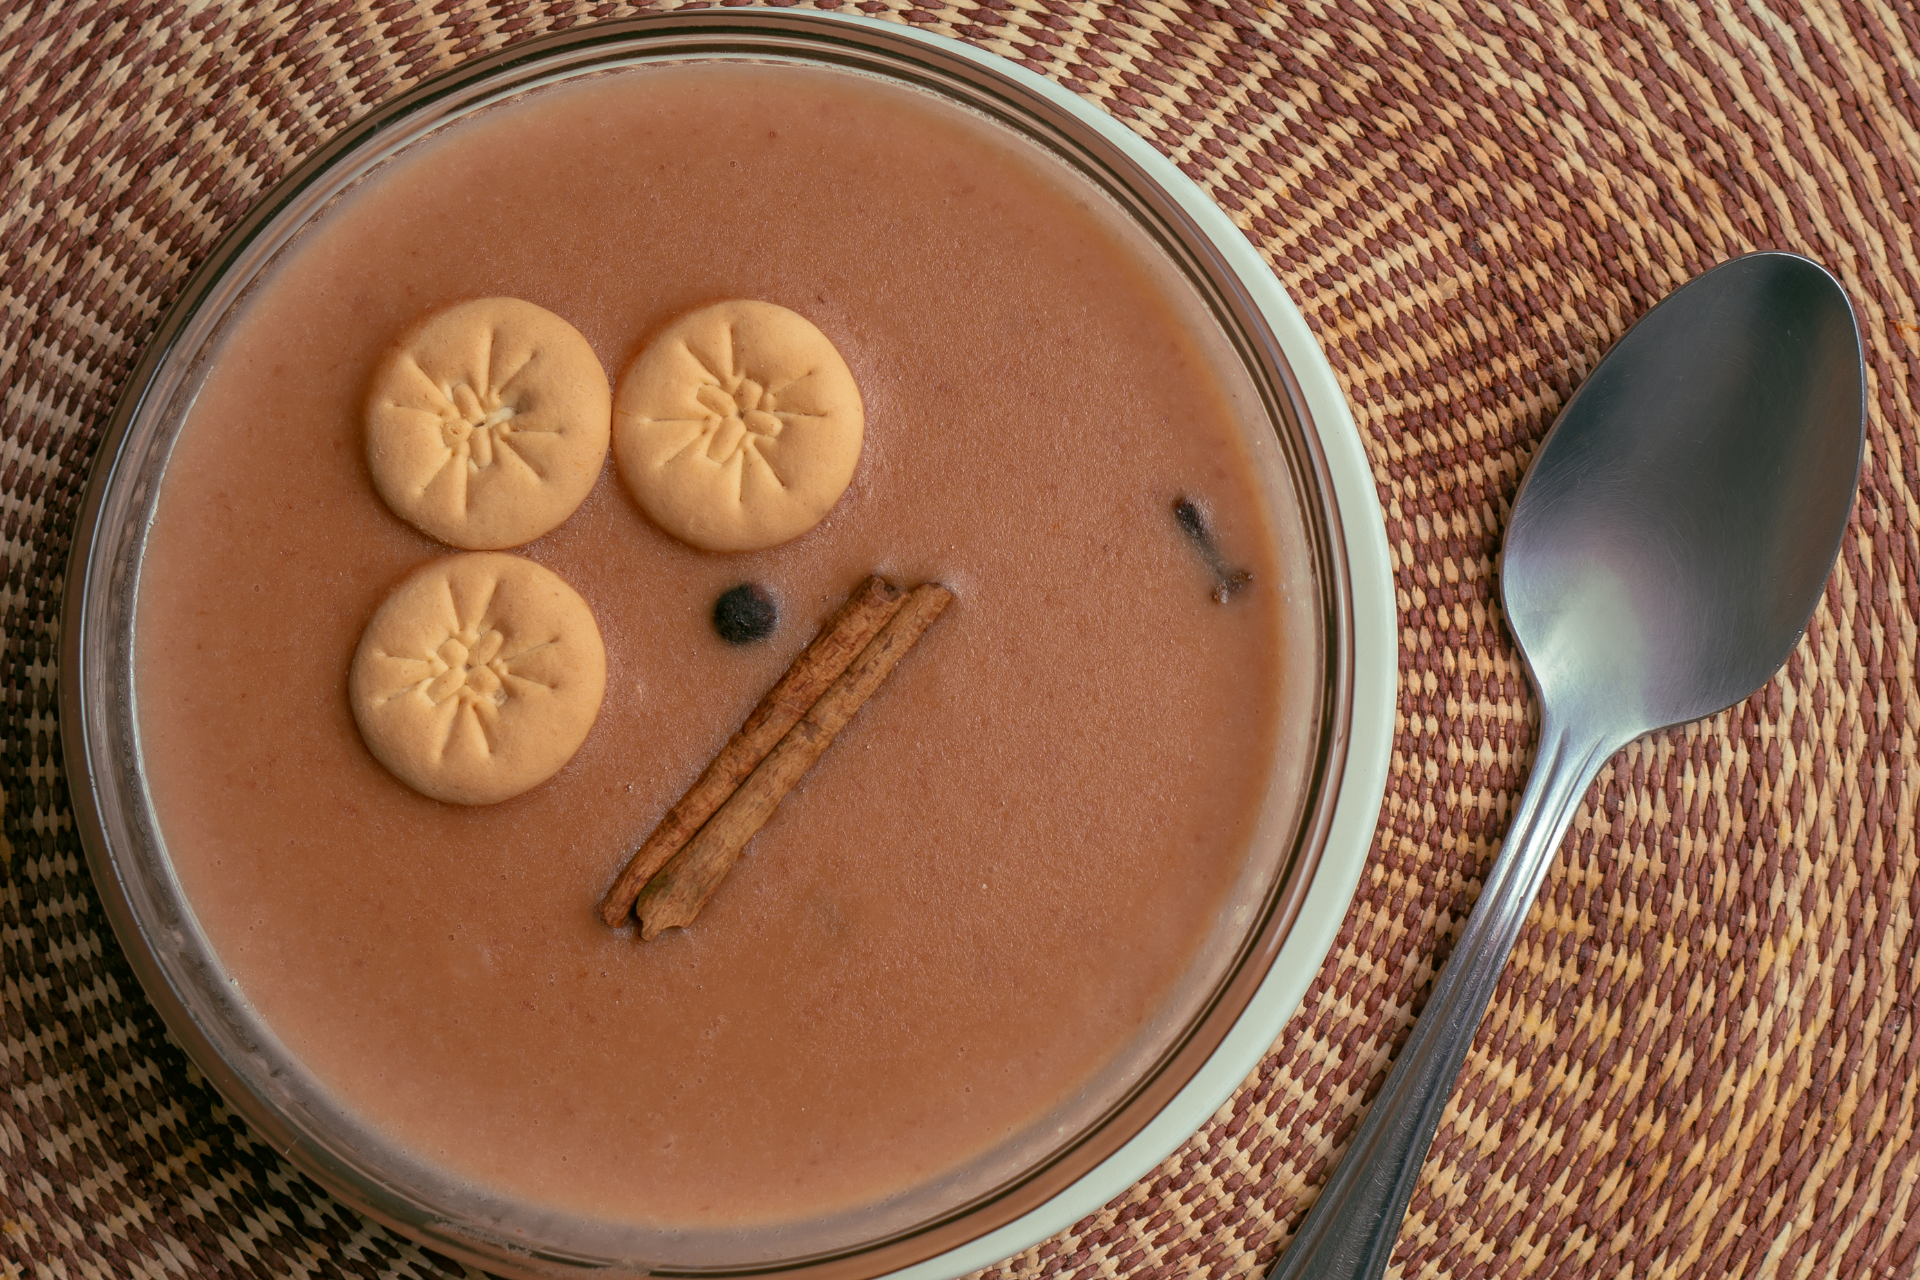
[3,1,1917,1277]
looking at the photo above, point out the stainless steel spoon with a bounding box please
[1270,252,1865,1280]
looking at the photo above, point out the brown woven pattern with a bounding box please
[3,1,1916,1277]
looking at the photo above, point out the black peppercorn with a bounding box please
[712,583,778,644]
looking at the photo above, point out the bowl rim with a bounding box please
[58,10,1397,1278]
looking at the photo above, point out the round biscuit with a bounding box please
[613,300,863,552]
[367,297,610,549]
[349,553,607,805]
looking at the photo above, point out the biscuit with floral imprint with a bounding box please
[350,553,606,805]
[614,300,863,552]
[367,297,610,549]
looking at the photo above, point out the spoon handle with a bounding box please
[1269,713,1617,1280]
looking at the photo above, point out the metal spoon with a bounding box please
[1270,251,1865,1280]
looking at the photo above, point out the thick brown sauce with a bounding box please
[138,64,1311,1225]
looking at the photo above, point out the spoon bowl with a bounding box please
[1271,251,1865,1280]
[1504,253,1865,744]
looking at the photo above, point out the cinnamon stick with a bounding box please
[596,575,907,927]
[635,582,954,941]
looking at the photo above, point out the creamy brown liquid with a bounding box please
[138,64,1312,1226]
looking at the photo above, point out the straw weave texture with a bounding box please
[3,1,1917,1278]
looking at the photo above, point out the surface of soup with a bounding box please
[137,61,1316,1226]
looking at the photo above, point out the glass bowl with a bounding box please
[60,11,1395,1278]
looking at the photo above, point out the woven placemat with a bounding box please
[4,1,1916,1277]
